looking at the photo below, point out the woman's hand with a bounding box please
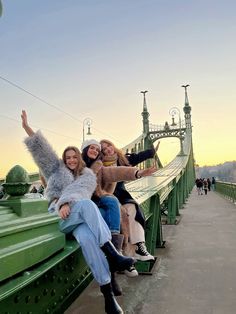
[21,110,35,136]
[136,166,157,178]
[59,203,71,219]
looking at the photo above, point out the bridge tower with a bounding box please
[182,84,192,129]
[141,90,150,136]
[141,91,156,167]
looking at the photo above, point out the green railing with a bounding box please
[215,181,236,204]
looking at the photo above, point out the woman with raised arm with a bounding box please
[21,110,136,314]
[100,139,160,262]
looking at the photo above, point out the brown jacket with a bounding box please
[90,160,137,197]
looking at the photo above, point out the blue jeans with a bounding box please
[59,199,111,285]
[97,195,121,234]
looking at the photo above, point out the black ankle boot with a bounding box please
[101,241,135,272]
[111,234,124,254]
[111,272,122,296]
[100,283,123,314]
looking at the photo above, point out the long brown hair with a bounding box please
[100,139,130,166]
[62,146,86,177]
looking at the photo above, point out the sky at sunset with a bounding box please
[0,0,236,178]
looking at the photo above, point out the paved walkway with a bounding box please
[65,191,236,314]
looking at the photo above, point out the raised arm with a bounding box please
[21,110,35,136]
[126,148,156,166]
[22,110,60,180]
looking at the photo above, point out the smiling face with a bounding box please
[87,144,100,160]
[101,142,115,156]
[65,149,79,171]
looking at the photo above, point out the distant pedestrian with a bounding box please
[203,179,208,195]
[207,178,211,191]
[196,178,203,195]
[212,177,216,191]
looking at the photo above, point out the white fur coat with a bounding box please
[24,131,97,212]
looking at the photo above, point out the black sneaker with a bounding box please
[134,242,154,261]
[124,265,138,277]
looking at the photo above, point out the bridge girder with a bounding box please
[148,127,186,143]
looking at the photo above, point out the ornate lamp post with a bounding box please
[82,118,92,141]
[169,107,184,155]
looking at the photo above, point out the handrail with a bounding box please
[215,181,236,204]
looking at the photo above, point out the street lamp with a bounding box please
[169,107,184,155]
[83,118,92,141]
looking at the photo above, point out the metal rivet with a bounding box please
[35,296,40,303]
[43,288,48,296]
[58,276,63,283]
[25,296,31,303]
[51,289,56,296]
[51,275,56,282]
[14,296,20,303]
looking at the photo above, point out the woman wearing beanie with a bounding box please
[81,139,156,295]
[21,111,137,314]
[100,139,160,262]
[81,139,124,248]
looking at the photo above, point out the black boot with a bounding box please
[111,234,124,296]
[100,283,123,314]
[111,272,122,296]
[111,234,124,254]
[101,241,135,272]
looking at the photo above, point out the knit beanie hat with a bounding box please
[81,139,101,152]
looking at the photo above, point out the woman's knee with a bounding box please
[72,199,98,213]
[100,195,119,207]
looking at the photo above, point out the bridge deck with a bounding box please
[65,190,236,314]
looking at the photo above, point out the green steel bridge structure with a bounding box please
[0,87,197,313]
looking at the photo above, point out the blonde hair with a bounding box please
[100,139,130,166]
[62,146,86,177]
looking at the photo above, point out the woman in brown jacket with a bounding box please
[100,139,159,262]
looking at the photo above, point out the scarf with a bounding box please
[102,153,118,167]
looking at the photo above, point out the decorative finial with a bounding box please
[2,165,31,197]
[141,90,148,111]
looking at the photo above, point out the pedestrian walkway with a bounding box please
[65,190,236,314]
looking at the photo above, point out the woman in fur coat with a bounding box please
[21,110,136,314]
[100,139,160,262]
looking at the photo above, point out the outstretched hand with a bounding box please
[138,165,157,178]
[21,110,35,136]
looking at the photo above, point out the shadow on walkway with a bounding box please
[65,190,236,314]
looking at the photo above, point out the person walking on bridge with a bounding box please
[21,110,138,314]
[203,179,208,195]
